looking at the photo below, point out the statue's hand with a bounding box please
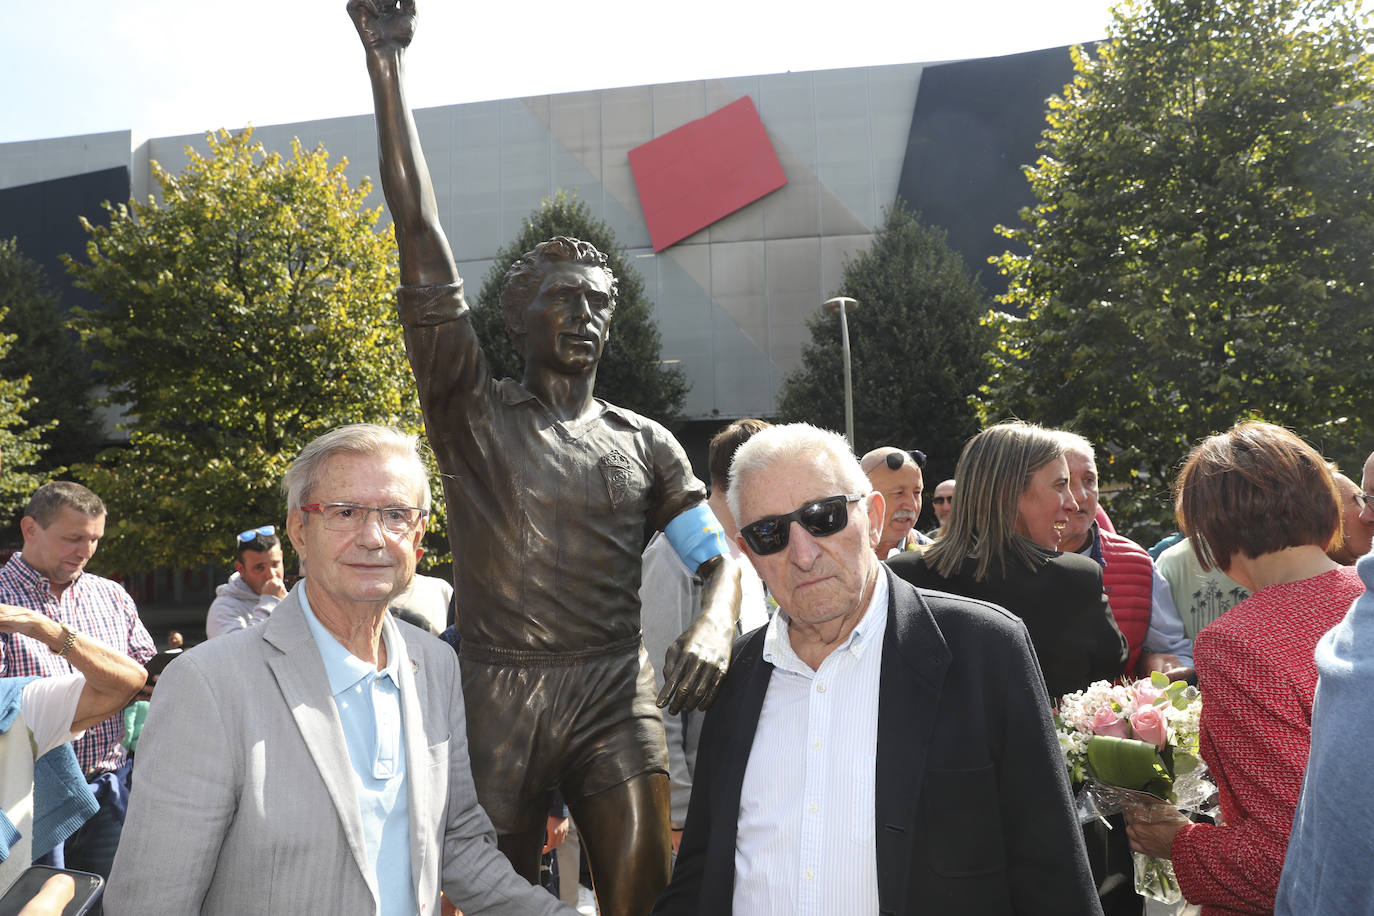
[346,0,417,51]
[657,612,734,715]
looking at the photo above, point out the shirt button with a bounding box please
[813,741,822,751]
[805,868,815,881]
[816,682,826,693]
[808,801,819,814]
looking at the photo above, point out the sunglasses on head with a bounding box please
[885,450,926,471]
[237,524,275,543]
[739,494,865,556]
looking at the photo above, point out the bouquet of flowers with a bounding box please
[1056,672,1211,903]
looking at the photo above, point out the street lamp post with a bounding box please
[823,296,860,449]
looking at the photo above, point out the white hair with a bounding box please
[281,424,431,512]
[727,423,871,523]
[1056,430,1096,462]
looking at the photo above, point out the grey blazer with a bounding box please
[105,589,570,916]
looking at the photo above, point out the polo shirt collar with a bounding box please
[298,585,404,697]
[495,378,643,429]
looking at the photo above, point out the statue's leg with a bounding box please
[568,772,671,916]
[496,824,547,885]
[460,657,558,881]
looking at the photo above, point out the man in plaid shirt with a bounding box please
[0,481,154,887]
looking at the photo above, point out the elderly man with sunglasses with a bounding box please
[653,423,1101,916]
[205,525,287,639]
[106,425,573,916]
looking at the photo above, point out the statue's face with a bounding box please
[522,261,614,374]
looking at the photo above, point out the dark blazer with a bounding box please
[887,550,1127,700]
[652,568,1102,916]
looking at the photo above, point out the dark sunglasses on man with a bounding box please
[739,494,865,556]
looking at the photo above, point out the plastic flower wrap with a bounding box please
[1056,672,1212,903]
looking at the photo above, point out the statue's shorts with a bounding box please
[459,633,669,835]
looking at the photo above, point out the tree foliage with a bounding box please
[777,203,995,506]
[471,192,688,424]
[0,238,103,477]
[65,128,437,574]
[986,0,1374,542]
[0,302,50,530]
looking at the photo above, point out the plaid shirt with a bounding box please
[0,552,155,775]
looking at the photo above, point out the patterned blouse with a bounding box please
[1171,566,1362,915]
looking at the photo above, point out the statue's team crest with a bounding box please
[599,450,634,508]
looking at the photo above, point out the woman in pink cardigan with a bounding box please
[1124,422,1362,915]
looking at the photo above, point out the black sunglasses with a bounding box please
[885,450,927,470]
[929,495,951,506]
[739,494,865,556]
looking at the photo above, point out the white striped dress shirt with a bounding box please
[732,571,887,915]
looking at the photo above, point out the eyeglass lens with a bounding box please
[317,504,423,533]
[742,495,854,556]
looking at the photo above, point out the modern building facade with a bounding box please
[1,45,1075,430]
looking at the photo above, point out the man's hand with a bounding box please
[1123,797,1190,859]
[346,0,416,52]
[1138,652,1196,685]
[0,603,47,640]
[657,609,734,715]
[542,814,570,854]
[260,575,288,600]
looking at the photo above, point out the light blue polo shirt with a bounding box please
[300,587,416,916]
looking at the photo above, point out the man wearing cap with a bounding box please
[205,526,287,639]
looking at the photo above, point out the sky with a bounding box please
[1,0,1119,146]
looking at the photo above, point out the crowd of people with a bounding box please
[3,412,1371,914]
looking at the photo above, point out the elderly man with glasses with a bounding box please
[205,524,287,639]
[106,424,573,916]
[653,423,1101,916]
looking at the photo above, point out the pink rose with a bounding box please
[1130,706,1168,749]
[1088,705,1130,738]
[1130,685,1166,714]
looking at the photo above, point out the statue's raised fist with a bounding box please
[346,0,417,51]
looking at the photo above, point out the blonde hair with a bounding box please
[923,421,1065,581]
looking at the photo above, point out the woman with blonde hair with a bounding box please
[888,420,1126,699]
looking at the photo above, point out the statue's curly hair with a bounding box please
[499,236,619,343]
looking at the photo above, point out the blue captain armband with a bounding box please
[664,504,730,573]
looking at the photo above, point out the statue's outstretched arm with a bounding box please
[348,0,457,288]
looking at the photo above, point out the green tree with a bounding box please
[987,0,1374,541]
[777,203,995,495]
[0,238,103,475]
[65,127,435,574]
[471,192,688,423]
[0,304,51,531]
